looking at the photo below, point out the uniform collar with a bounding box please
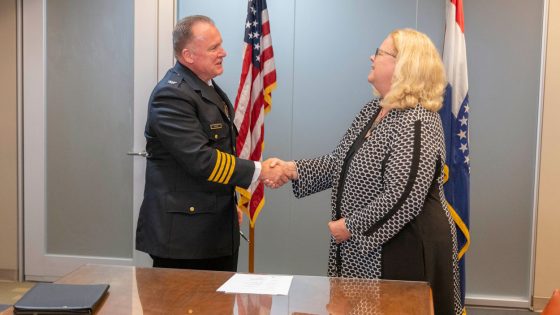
[173,61,224,108]
[173,61,233,122]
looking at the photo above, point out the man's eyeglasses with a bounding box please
[375,48,397,58]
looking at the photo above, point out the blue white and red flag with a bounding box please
[440,0,470,310]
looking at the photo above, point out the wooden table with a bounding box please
[2,264,433,314]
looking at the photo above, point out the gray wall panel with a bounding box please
[464,0,543,300]
[417,0,446,51]
[46,0,134,257]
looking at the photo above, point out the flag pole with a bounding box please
[249,225,255,273]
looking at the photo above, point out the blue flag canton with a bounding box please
[244,0,267,69]
[440,85,471,215]
[455,95,470,172]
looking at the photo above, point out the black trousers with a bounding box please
[150,248,239,272]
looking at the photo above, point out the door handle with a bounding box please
[127,151,150,158]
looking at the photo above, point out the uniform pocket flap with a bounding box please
[165,191,217,215]
[208,123,228,141]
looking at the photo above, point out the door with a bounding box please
[22,0,174,281]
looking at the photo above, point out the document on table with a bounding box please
[217,273,293,295]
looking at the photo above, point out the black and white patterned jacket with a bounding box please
[292,98,461,314]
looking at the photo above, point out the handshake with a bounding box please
[258,158,298,189]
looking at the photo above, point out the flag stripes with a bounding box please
[234,0,277,227]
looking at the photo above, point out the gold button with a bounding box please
[189,207,195,212]
[214,134,218,139]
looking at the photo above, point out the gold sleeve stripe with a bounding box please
[208,150,237,184]
[208,150,223,182]
[223,156,236,184]
[218,153,232,184]
[213,152,227,183]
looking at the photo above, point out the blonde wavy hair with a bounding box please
[381,28,446,112]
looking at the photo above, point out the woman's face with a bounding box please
[367,36,397,97]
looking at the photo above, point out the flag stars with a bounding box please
[464,104,470,113]
[459,116,468,126]
[250,6,256,14]
[252,21,258,27]
[254,43,260,50]
[457,130,467,140]
[247,32,259,39]
[459,143,468,153]
[464,156,470,165]
[245,21,251,29]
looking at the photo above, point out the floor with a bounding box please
[0,281,542,314]
[0,281,34,306]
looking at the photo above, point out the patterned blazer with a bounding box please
[292,99,460,314]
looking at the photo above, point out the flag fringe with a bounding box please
[236,187,266,228]
[448,203,471,260]
[443,165,471,260]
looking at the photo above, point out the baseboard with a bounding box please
[0,269,17,281]
[465,295,530,309]
[532,296,549,312]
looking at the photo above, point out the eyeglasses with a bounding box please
[375,48,397,58]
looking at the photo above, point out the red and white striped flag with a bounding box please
[234,0,277,227]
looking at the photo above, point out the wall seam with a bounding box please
[288,0,297,274]
[17,0,24,282]
[530,0,550,308]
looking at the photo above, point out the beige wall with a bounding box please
[534,0,560,304]
[0,0,19,280]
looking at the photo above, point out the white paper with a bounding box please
[216,273,293,295]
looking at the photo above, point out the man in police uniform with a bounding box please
[136,15,284,271]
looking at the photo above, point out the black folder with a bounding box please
[13,283,109,314]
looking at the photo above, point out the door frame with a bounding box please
[22,0,175,281]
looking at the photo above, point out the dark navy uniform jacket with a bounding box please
[136,62,255,259]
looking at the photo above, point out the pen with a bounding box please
[239,231,250,244]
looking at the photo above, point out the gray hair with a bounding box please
[173,15,215,57]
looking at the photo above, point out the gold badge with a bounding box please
[210,123,223,130]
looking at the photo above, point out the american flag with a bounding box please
[440,0,470,310]
[234,0,277,227]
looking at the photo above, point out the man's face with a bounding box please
[183,22,227,82]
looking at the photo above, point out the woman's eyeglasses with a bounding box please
[375,48,397,58]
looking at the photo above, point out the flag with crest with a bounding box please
[441,0,471,310]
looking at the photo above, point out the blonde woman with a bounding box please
[268,29,462,315]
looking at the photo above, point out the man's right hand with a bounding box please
[259,158,298,189]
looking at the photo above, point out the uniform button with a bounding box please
[214,134,218,139]
[189,207,195,212]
